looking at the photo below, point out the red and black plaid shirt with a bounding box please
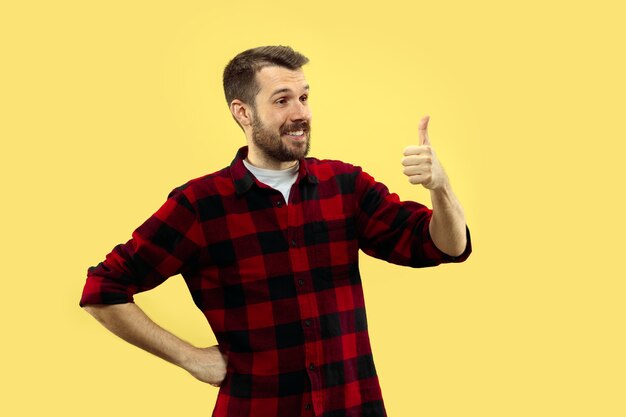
[81,146,472,417]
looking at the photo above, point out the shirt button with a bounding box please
[304,403,312,410]
[309,363,315,370]
[304,319,311,327]
[291,239,297,247]
[276,201,283,207]
[298,279,304,286]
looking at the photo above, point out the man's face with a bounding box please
[248,66,312,163]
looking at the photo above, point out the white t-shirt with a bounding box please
[242,159,299,204]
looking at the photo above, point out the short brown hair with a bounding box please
[223,46,309,108]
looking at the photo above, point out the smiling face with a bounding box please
[243,66,312,169]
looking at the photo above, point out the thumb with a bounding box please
[418,115,431,146]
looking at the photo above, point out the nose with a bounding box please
[290,100,311,122]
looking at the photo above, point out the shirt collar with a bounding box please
[230,146,318,196]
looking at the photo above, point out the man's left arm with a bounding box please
[402,115,468,257]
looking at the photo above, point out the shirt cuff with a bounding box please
[426,225,472,264]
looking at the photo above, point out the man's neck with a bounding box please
[246,147,298,171]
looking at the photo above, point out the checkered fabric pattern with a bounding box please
[81,146,472,417]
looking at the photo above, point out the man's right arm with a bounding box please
[83,303,227,386]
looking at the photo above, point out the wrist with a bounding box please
[429,177,452,196]
[175,343,200,370]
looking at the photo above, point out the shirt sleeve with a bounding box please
[80,186,203,306]
[354,167,472,267]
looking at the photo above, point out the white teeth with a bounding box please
[286,130,304,136]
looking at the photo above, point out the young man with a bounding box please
[81,45,471,417]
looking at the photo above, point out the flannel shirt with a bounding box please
[80,146,472,417]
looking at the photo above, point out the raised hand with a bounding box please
[401,115,448,190]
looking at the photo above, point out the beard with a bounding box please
[251,113,311,163]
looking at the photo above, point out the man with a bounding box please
[81,45,471,417]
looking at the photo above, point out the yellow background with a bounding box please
[2,0,625,415]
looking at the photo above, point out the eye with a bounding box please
[300,94,308,102]
[275,97,287,105]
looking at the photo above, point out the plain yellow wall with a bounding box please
[2,0,625,416]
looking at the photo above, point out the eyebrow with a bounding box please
[270,84,310,97]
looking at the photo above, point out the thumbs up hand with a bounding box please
[401,116,449,190]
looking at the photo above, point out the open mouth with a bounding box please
[283,130,305,137]
[282,129,308,140]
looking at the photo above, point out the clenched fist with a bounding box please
[401,115,448,190]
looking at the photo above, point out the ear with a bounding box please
[230,99,253,127]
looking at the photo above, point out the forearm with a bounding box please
[83,303,227,385]
[428,181,467,257]
[83,303,196,369]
